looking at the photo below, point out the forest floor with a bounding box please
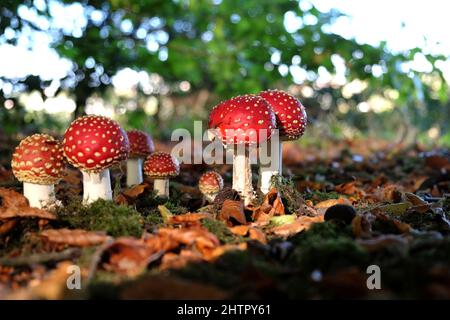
[0,138,449,299]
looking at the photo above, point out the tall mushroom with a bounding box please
[208,95,276,205]
[11,134,64,209]
[143,151,179,198]
[198,171,224,203]
[258,89,307,194]
[62,115,130,204]
[126,130,154,187]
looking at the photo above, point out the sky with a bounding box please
[1,0,450,86]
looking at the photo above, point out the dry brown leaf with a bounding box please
[335,181,365,197]
[351,214,371,238]
[404,192,428,206]
[270,215,324,237]
[228,225,250,236]
[160,250,203,270]
[0,188,56,220]
[102,238,157,276]
[40,229,111,247]
[168,213,210,225]
[122,183,150,199]
[252,189,285,222]
[203,243,247,261]
[219,199,246,226]
[264,189,285,216]
[248,227,267,244]
[315,198,351,209]
[0,219,17,235]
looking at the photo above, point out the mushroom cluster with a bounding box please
[208,90,307,204]
[208,95,276,205]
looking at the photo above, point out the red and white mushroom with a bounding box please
[258,89,307,193]
[126,130,154,187]
[11,134,64,208]
[62,115,130,204]
[198,171,224,202]
[208,95,276,205]
[143,151,180,198]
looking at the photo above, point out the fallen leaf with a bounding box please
[335,181,365,197]
[160,250,203,270]
[351,214,371,238]
[248,227,267,244]
[219,199,246,226]
[122,183,150,199]
[403,192,428,206]
[228,225,250,236]
[0,219,17,236]
[0,188,56,220]
[40,229,111,247]
[270,215,324,237]
[314,198,352,215]
[102,238,160,277]
[168,213,210,225]
[158,205,173,223]
[264,189,285,216]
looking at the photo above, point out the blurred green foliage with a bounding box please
[0,0,449,143]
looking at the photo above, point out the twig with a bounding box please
[0,248,81,267]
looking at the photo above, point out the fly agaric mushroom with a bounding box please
[208,95,276,205]
[126,130,154,187]
[11,134,64,209]
[143,151,179,198]
[258,90,307,194]
[62,115,130,204]
[198,171,224,202]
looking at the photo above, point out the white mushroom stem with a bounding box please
[153,178,170,197]
[258,140,283,194]
[23,182,56,209]
[126,158,144,187]
[82,170,112,204]
[232,146,254,206]
[203,193,217,203]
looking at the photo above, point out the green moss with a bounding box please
[201,218,244,244]
[270,176,304,214]
[303,190,341,202]
[56,199,143,238]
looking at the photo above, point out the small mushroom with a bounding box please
[62,115,130,204]
[258,90,307,194]
[198,171,224,203]
[208,95,276,205]
[126,130,154,187]
[11,134,64,209]
[143,152,179,198]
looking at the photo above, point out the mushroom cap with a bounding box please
[259,89,307,140]
[208,95,276,146]
[11,134,64,185]
[63,115,130,172]
[143,151,180,179]
[127,130,155,158]
[199,171,224,195]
